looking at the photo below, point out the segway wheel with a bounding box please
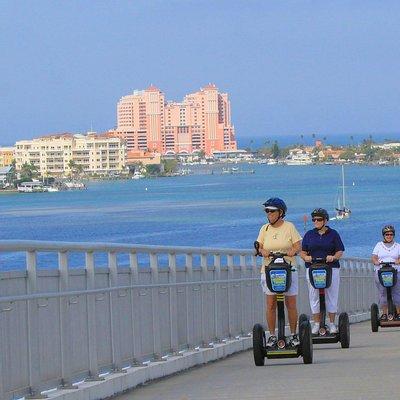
[300,321,313,364]
[298,313,309,343]
[370,303,379,332]
[339,312,350,348]
[252,324,265,366]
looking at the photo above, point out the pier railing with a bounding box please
[0,241,375,399]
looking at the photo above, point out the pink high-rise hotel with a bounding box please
[116,84,237,155]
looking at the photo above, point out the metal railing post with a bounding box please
[185,254,194,348]
[129,252,141,364]
[150,252,162,359]
[239,255,248,335]
[200,253,211,347]
[227,254,234,338]
[168,253,179,353]
[214,254,222,341]
[26,250,47,399]
[109,252,123,372]
[85,252,103,381]
[58,251,75,389]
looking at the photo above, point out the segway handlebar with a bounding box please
[269,251,288,258]
[310,257,334,264]
[379,261,396,266]
[268,252,296,271]
[253,244,288,260]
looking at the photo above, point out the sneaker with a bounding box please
[380,314,388,321]
[395,315,400,321]
[311,322,319,335]
[328,322,338,334]
[289,334,300,347]
[266,335,277,348]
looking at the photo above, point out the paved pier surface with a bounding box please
[116,321,399,400]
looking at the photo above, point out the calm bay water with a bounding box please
[0,164,398,269]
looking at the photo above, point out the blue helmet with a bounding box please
[311,208,329,221]
[263,197,287,217]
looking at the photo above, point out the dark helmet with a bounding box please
[263,197,287,217]
[382,225,395,236]
[311,208,329,221]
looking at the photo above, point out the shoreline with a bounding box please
[0,189,18,194]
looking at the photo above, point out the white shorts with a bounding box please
[306,267,340,314]
[260,270,298,296]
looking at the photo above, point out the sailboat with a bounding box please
[332,165,351,220]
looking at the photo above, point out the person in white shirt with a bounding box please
[371,225,400,320]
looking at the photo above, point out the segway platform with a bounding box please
[379,320,400,327]
[312,332,338,344]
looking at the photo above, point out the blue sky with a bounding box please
[1,0,400,145]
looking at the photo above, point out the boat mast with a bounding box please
[342,164,346,209]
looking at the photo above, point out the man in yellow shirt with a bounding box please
[256,197,302,347]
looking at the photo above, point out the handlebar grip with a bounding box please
[269,251,288,258]
[312,257,326,263]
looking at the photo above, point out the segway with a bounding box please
[252,242,313,365]
[308,259,350,348]
[371,262,400,332]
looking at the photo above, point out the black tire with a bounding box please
[298,313,309,343]
[371,303,379,332]
[252,324,265,366]
[300,321,313,364]
[339,312,350,348]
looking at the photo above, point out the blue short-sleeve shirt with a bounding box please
[302,227,345,268]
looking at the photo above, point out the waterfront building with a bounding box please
[285,148,313,165]
[372,142,400,150]
[0,165,14,187]
[0,147,15,167]
[126,150,161,166]
[116,84,237,156]
[14,133,126,176]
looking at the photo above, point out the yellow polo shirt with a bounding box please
[257,221,302,273]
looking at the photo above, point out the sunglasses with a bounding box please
[384,233,394,236]
[265,209,278,214]
[312,217,324,222]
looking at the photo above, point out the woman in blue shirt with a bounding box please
[300,208,345,334]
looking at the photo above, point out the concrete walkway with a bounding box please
[116,321,399,400]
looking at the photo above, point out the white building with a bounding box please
[14,133,126,176]
[372,142,400,150]
[285,148,313,165]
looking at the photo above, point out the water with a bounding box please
[0,164,398,269]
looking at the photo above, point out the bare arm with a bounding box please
[326,250,344,263]
[256,242,270,258]
[287,240,301,257]
[300,250,312,262]
[371,254,379,266]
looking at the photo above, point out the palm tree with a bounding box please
[20,162,39,182]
